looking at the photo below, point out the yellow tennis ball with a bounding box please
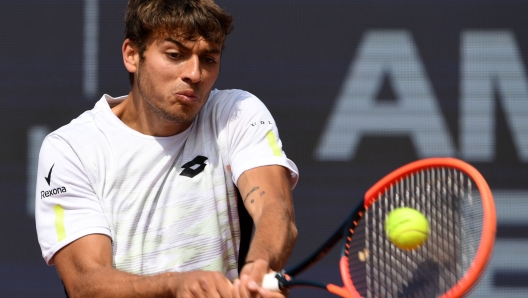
[385,207,429,250]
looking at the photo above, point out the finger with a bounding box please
[189,281,207,298]
[261,288,287,298]
[199,279,221,298]
[214,274,233,298]
[247,279,260,292]
[245,276,262,298]
[233,279,241,298]
[239,274,251,298]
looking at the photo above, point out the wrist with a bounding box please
[158,271,181,296]
[243,258,269,266]
[241,259,272,277]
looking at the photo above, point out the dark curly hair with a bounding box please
[124,0,234,84]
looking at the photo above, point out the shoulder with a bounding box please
[209,88,255,100]
[48,119,90,147]
[53,95,120,141]
[205,89,269,118]
[210,89,264,105]
[45,96,116,153]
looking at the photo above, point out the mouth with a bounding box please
[175,90,199,103]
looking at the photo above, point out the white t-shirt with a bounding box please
[35,89,298,280]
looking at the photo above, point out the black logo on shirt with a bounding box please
[41,187,67,199]
[250,120,273,127]
[41,163,68,199]
[180,156,208,178]
[45,164,55,186]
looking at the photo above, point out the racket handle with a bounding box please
[262,272,281,290]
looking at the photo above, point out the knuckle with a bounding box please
[189,282,204,296]
[199,276,210,288]
[212,271,225,279]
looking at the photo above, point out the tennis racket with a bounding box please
[262,157,496,298]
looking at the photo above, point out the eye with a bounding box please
[202,57,217,64]
[166,52,181,59]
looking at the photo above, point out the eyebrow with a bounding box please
[164,37,222,55]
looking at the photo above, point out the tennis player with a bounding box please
[35,0,298,297]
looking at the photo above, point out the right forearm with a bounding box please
[63,267,175,298]
[54,234,233,297]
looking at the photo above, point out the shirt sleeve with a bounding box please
[224,91,299,188]
[35,134,111,265]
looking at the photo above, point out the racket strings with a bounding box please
[348,167,483,298]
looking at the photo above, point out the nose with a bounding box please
[182,55,202,84]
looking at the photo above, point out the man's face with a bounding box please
[136,34,222,124]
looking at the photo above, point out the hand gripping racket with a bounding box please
[262,158,496,297]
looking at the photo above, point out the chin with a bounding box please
[164,110,198,124]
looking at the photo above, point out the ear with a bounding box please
[123,39,139,74]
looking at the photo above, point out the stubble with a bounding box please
[136,61,202,125]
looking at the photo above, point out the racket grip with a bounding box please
[262,272,281,291]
